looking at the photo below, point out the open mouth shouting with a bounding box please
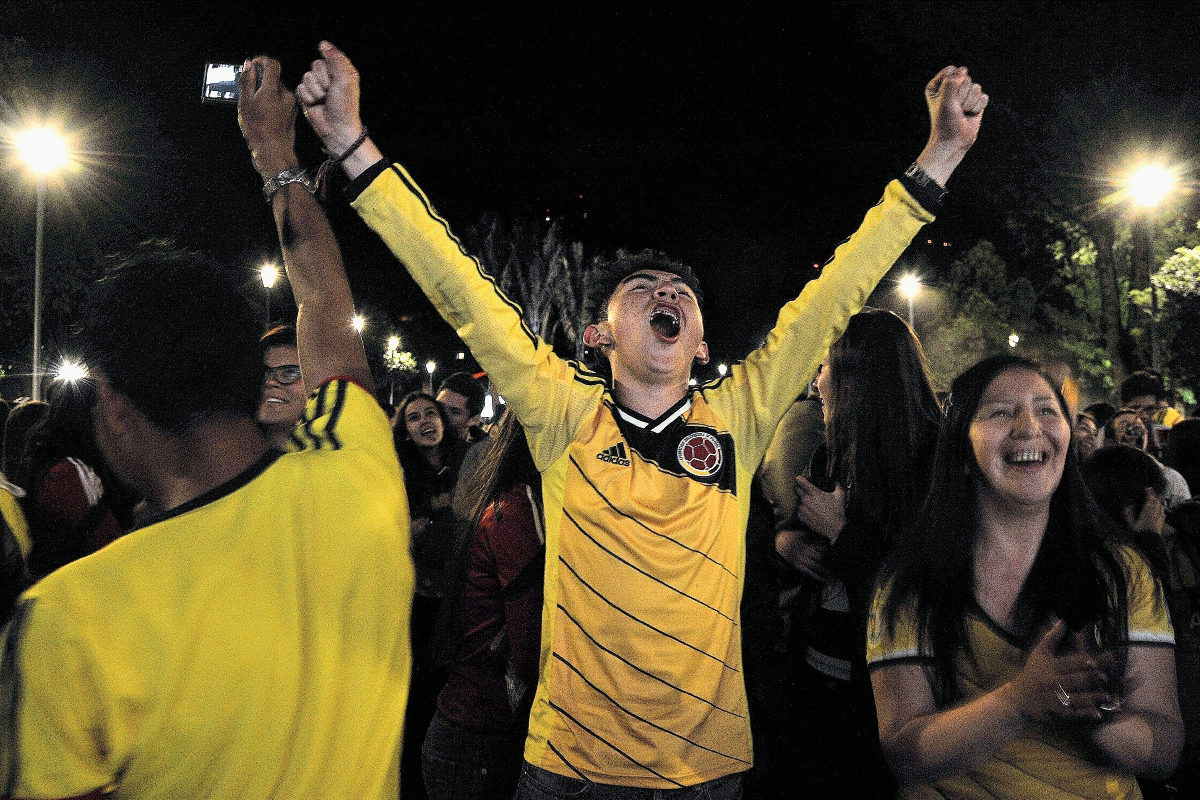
[649,303,682,341]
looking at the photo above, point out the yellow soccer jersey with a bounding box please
[0,482,30,562]
[866,547,1174,800]
[0,379,413,800]
[352,162,933,787]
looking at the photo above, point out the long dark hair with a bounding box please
[13,381,106,496]
[879,354,1138,704]
[393,391,458,471]
[431,410,542,668]
[822,308,941,531]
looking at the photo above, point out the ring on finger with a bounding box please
[1054,683,1072,708]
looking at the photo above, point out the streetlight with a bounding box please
[717,364,728,377]
[1127,164,1178,371]
[352,314,365,333]
[425,360,437,394]
[899,274,921,329]
[52,357,88,383]
[17,127,68,401]
[260,263,279,328]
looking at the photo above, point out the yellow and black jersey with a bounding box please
[352,162,934,787]
[0,380,413,800]
[866,547,1174,799]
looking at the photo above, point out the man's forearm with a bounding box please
[269,181,373,391]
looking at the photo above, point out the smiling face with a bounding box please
[968,367,1071,512]
[436,388,478,441]
[585,269,709,388]
[257,345,307,430]
[402,396,444,451]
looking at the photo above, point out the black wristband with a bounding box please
[899,162,949,213]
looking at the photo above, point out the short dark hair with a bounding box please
[260,324,297,352]
[437,372,486,417]
[582,249,703,327]
[1083,401,1117,429]
[81,241,264,436]
[1120,371,1166,404]
[1083,445,1168,524]
[580,249,704,374]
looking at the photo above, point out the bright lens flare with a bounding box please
[1129,165,1177,208]
[53,359,88,383]
[18,128,68,174]
[900,274,921,300]
[352,314,365,333]
[260,264,279,288]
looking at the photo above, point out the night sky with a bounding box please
[4,1,1198,370]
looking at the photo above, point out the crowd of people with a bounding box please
[0,39,1192,800]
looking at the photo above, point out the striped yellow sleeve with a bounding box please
[352,164,605,472]
[703,180,934,466]
[866,581,929,669]
[1120,546,1175,646]
[0,488,31,561]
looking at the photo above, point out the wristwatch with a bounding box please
[902,162,949,209]
[263,166,316,203]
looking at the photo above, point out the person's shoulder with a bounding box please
[292,378,392,454]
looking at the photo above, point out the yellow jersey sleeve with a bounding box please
[352,165,605,472]
[1120,546,1174,646]
[702,181,934,466]
[866,581,930,669]
[0,486,30,561]
[290,379,393,458]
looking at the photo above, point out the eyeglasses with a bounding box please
[265,364,303,386]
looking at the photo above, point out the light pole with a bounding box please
[1128,164,1178,372]
[17,127,68,401]
[425,360,436,394]
[899,274,921,330]
[260,263,279,329]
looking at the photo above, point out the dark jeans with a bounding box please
[515,762,742,800]
[421,712,526,800]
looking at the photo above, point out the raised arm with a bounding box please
[237,56,373,392]
[914,65,988,187]
[289,42,602,472]
[295,42,382,181]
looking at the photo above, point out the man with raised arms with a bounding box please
[297,42,985,796]
[0,57,412,799]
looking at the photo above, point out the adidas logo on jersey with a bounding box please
[597,442,630,466]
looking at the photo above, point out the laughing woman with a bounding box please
[868,355,1182,799]
[394,391,469,800]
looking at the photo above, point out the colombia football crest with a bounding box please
[677,430,723,478]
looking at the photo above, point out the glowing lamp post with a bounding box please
[1127,164,1178,371]
[425,360,437,394]
[899,274,921,329]
[18,127,68,401]
[260,263,279,328]
[352,314,365,334]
